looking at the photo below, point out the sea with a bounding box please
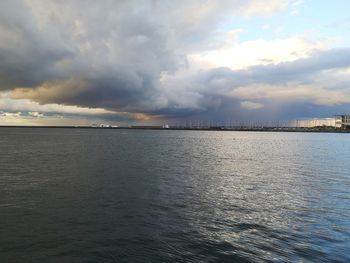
[0,128,349,262]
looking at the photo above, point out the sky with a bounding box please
[1,0,350,126]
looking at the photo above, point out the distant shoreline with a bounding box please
[0,125,349,133]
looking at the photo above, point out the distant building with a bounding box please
[293,118,336,128]
[335,115,350,130]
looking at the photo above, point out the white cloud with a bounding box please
[0,93,116,115]
[290,10,300,16]
[240,101,264,110]
[291,0,304,7]
[28,111,44,118]
[239,0,288,16]
[188,36,332,70]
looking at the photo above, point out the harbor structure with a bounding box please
[293,118,336,128]
[335,115,350,130]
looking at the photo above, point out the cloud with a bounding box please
[188,36,331,70]
[291,0,304,7]
[0,1,287,107]
[231,84,350,106]
[0,92,157,123]
[289,0,304,16]
[0,1,73,89]
[0,0,349,123]
[240,101,264,110]
[8,43,350,120]
[0,92,116,115]
[290,10,300,16]
[159,48,350,119]
[28,112,44,118]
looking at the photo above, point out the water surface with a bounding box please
[0,128,349,262]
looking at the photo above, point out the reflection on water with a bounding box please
[0,128,349,262]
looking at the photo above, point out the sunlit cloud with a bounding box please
[188,36,332,70]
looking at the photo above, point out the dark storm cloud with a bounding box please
[0,0,73,89]
[1,0,181,116]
